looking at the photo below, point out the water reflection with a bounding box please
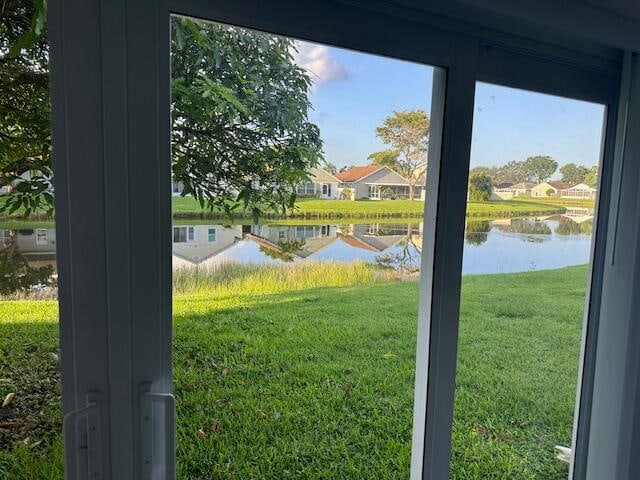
[0,229,57,296]
[0,212,595,295]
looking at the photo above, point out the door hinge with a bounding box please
[63,391,103,480]
[140,382,176,480]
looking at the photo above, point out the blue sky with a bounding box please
[295,40,606,173]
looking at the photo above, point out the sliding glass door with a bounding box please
[46,0,622,478]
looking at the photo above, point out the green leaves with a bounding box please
[1,0,53,218]
[171,17,322,219]
[8,0,47,58]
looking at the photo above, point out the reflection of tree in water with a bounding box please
[555,219,593,236]
[259,239,306,262]
[491,218,552,244]
[0,233,56,296]
[375,224,421,275]
[464,220,491,246]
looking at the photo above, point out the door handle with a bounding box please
[140,383,176,479]
[63,391,103,480]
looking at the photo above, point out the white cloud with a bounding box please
[292,41,348,89]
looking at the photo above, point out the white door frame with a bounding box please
[48,0,631,479]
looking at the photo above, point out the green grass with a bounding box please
[517,197,596,209]
[173,196,564,220]
[0,264,587,479]
[0,197,565,226]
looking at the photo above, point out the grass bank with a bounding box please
[0,197,565,226]
[0,264,586,479]
[173,196,564,220]
[518,197,595,209]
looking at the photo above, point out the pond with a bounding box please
[0,208,594,294]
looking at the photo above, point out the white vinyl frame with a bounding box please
[48,0,626,479]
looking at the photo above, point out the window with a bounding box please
[207,228,216,242]
[173,226,195,243]
[450,83,606,478]
[172,180,183,194]
[295,225,316,238]
[322,183,331,196]
[35,228,48,245]
[297,182,315,195]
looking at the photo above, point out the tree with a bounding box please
[0,0,53,216]
[559,163,589,185]
[523,155,558,183]
[495,161,529,184]
[1,11,322,219]
[374,110,429,200]
[368,149,400,171]
[468,173,493,202]
[171,18,322,218]
[584,165,598,188]
[321,161,338,175]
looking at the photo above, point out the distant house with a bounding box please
[171,179,184,196]
[0,228,57,270]
[491,182,515,200]
[335,165,410,200]
[531,181,572,197]
[491,181,535,200]
[296,167,340,199]
[559,183,597,199]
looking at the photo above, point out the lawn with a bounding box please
[173,196,564,220]
[516,197,596,209]
[0,264,586,479]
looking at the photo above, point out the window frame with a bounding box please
[48,0,623,478]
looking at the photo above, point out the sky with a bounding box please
[293,39,606,173]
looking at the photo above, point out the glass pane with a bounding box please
[170,15,438,478]
[450,82,605,478]
[0,224,61,477]
[0,3,61,473]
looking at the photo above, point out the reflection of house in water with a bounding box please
[338,223,411,252]
[172,224,243,267]
[0,228,57,269]
[539,208,594,226]
[563,207,595,224]
[249,224,337,258]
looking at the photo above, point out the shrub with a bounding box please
[469,173,493,202]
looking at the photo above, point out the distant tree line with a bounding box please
[467,155,599,202]
[469,156,598,189]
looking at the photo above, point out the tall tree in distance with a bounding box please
[368,149,400,171]
[171,17,322,218]
[584,165,599,188]
[321,161,338,175]
[559,163,589,185]
[523,155,558,183]
[374,109,429,200]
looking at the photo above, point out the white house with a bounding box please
[559,183,597,199]
[335,165,410,200]
[531,181,572,197]
[296,167,340,199]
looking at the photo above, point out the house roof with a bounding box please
[495,182,514,189]
[335,165,383,182]
[309,167,341,183]
[565,182,596,191]
[545,181,573,190]
[511,182,536,189]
